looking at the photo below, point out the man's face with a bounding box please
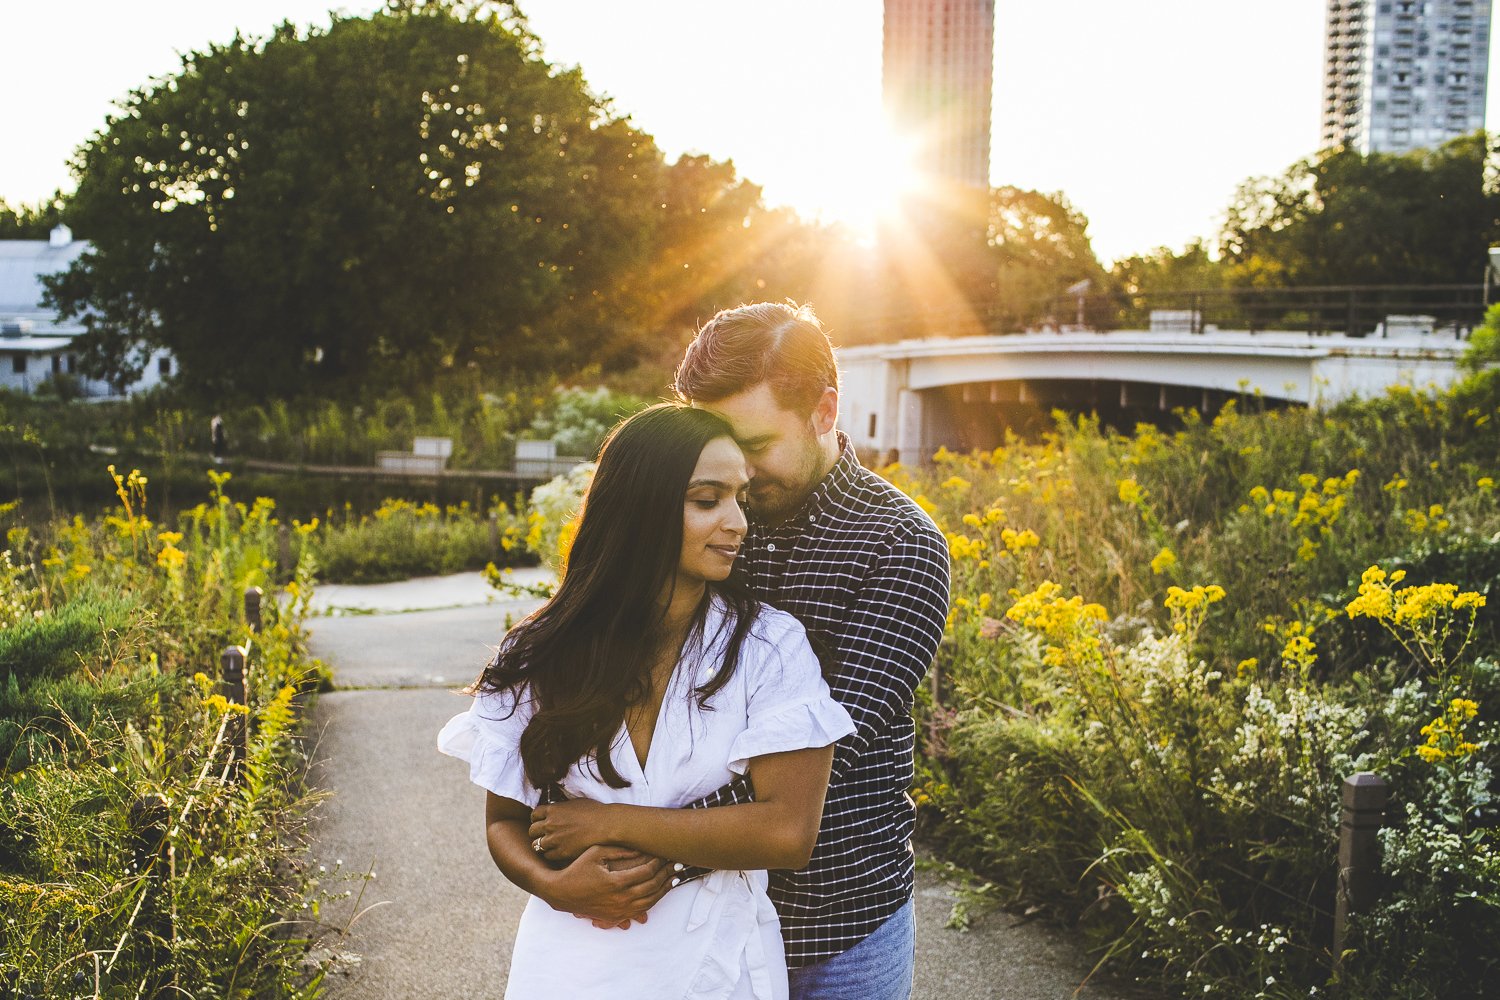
[699,382,833,525]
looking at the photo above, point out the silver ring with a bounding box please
[531,837,545,854]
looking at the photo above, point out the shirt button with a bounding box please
[809,514,818,522]
[767,543,777,552]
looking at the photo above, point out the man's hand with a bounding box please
[541,845,674,928]
[530,799,615,864]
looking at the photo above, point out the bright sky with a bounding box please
[2,1,1496,262]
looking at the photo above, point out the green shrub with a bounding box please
[0,592,141,686]
[305,497,531,584]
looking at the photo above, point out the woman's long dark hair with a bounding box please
[474,403,760,790]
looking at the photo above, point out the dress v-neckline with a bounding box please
[620,599,720,781]
[623,651,684,780]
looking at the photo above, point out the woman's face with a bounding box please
[678,436,749,586]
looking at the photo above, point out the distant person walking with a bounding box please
[210,415,227,464]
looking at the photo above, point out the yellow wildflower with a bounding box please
[1000,528,1039,552]
[202,693,249,715]
[1117,478,1145,504]
[1150,547,1177,575]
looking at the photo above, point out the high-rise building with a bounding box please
[883,0,996,190]
[1322,0,1491,154]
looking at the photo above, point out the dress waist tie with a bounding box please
[682,869,777,1000]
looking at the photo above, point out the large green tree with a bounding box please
[46,1,665,396]
[1220,132,1498,288]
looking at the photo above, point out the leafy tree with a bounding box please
[985,185,1106,330]
[0,197,65,239]
[1111,239,1226,298]
[1220,132,1498,288]
[46,1,664,397]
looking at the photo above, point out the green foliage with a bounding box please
[1461,302,1500,374]
[0,592,139,686]
[518,462,594,573]
[1221,132,1498,288]
[986,186,1108,328]
[0,197,65,239]
[0,467,327,995]
[871,376,1500,997]
[305,496,530,583]
[46,2,664,396]
[40,0,854,399]
[524,385,652,458]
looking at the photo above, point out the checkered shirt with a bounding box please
[681,433,951,968]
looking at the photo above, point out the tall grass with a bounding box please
[0,468,330,997]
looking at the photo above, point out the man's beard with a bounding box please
[749,438,825,525]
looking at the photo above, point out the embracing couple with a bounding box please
[439,302,951,1000]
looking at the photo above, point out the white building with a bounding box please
[1323,0,1491,154]
[883,0,995,190]
[0,226,173,396]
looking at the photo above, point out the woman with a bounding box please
[438,403,853,1000]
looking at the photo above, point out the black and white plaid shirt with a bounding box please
[683,433,951,968]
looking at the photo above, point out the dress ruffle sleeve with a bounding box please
[726,613,856,776]
[436,685,541,807]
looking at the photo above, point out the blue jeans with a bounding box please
[787,901,915,1000]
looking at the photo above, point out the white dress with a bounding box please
[437,597,855,1000]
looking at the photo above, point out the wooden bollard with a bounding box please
[277,523,293,580]
[1333,772,1388,972]
[129,793,171,877]
[128,792,173,963]
[488,510,501,557]
[220,645,249,777]
[244,586,263,634]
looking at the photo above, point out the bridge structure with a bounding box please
[835,327,1473,465]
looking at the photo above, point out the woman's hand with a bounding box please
[529,799,618,864]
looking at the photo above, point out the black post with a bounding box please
[220,645,248,778]
[244,586,263,635]
[129,793,171,877]
[129,792,174,969]
[1334,772,1388,974]
[277,522,293,580]
[1345,288,1359,338]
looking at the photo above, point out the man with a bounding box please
[518,301,949,999]
[673,301,950,998]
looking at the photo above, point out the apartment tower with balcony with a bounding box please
[1323,0,1491,153]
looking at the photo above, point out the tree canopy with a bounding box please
[1222,133,1498,287]
[46,0,822,397]
[0,198,65,240]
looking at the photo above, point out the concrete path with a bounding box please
[304,574,1127,999]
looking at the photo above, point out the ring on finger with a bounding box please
[531,837,545,853]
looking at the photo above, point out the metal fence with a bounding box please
[852,284,1489,341]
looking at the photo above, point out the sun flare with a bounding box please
[791,118,927,240]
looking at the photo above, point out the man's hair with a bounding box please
[674,301,839,413]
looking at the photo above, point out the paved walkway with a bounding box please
[304,574,1126,999]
